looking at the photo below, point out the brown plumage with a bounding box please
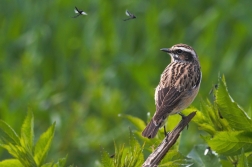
[142,44,201,139]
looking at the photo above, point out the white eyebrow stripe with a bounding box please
[176,47,191,53]
[173,47,196,57]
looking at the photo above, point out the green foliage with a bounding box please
[183,75,252,166]
[34,122,55,166]
[120,115,193,166]
[101,130,144,167]
[215,77,252,132]
[20,110,34,154]
[118,114,146,132]
[0,111,68,167]
[160,150,193,167]
[247,154,252,167]
[0,159,23,167]
[2,0,252,166]
[206,131,252,156]
[119,114,160,149]
[187,145,221,167]
[118,75,252,166]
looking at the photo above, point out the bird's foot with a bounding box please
[179,112,189,129]
[163,126,170,142]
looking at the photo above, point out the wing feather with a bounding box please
[153,63,201,126]
[125,10,130,16]
[154,87,182,125]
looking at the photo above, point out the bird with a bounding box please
[124,10,136,21]
[142,44,201,139]
[73,6,87,18]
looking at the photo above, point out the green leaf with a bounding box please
[0,120,20,145]
[119,114,146,131]
[202,99,230,132]
[187,144,221,167]
[183,107,216,136]
[205,131,252,156]
[0,159,23,167]
[220,160,234,167]
[100,147,113,167]
[166,114,181,132]
[0,144,19,158]
[101,131,144,167]
[53,155,68,167]
[0,117,36,167]
[127,131,144,167]
[3,144,37,167]
[41,163,53,167]
[237,149,248,167]
[247,154,252,167]
[41,155,68,167]
[216,76,252,131]
[159,150,193,167]
[34,122,56,166]
[114,142,124,167]
[20,110,34,153]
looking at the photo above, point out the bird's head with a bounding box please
[160,44,199,63]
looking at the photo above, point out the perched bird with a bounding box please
[124,10,136,21]
[73,6,87,18]
[142,44,201,139]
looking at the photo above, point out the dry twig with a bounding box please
[142,112,196,167]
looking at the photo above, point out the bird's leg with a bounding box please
[179,112,189,129]
[178,112,186,119]
[163,125,170,142]
[163,125,167,136]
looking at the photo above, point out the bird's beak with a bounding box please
[160,48,171,53]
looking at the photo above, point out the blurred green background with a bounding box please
[1,0,252,166]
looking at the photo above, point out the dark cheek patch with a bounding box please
[185,52,193,62]
[180,55,188,61]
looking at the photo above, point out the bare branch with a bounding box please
[142,112,196,167]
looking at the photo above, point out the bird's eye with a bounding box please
[177,49,182,54]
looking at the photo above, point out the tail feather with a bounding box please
[142,119,160,138]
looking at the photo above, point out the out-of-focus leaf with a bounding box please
[100,147,113,167]
[205,131,252,156]
[41,155,68,167]
[237,149,248,167]
[4,144,37,167]
[53,155,68,167]
[0,112,66,166]
[216,76,252,131]
[0,118,36,167]
[187,144,221,167]
[166,114,181,132]
[34,122,55,166]
[20,110,34,153]
[220,160,234,167]
[0,120,20,145]
[119,114,146,131]
[159,150,193,167]
[247,154,252,167]
[0,159,23,167]
[41,163,53,167]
